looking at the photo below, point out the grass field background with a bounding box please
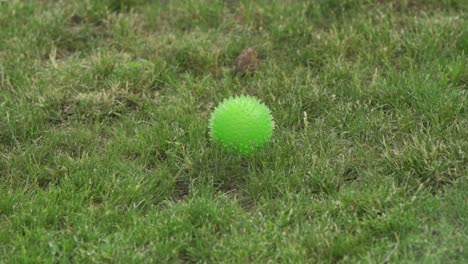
[0,0,467,262]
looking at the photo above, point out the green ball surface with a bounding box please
[209,95,274,154]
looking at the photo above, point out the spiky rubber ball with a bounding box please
[209,95,274,154]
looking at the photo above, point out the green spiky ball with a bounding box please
[209,95,274,154]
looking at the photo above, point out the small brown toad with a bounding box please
[232,47,258,76]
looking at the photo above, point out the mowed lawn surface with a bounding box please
[0,0,467,263]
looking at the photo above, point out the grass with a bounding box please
[0,0,467,262]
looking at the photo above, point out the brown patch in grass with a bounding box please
[55,87,144,124]
[172,178,190,201]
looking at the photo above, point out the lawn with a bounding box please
[0,0,467,263]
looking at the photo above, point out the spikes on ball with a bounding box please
[209,95,274,155]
